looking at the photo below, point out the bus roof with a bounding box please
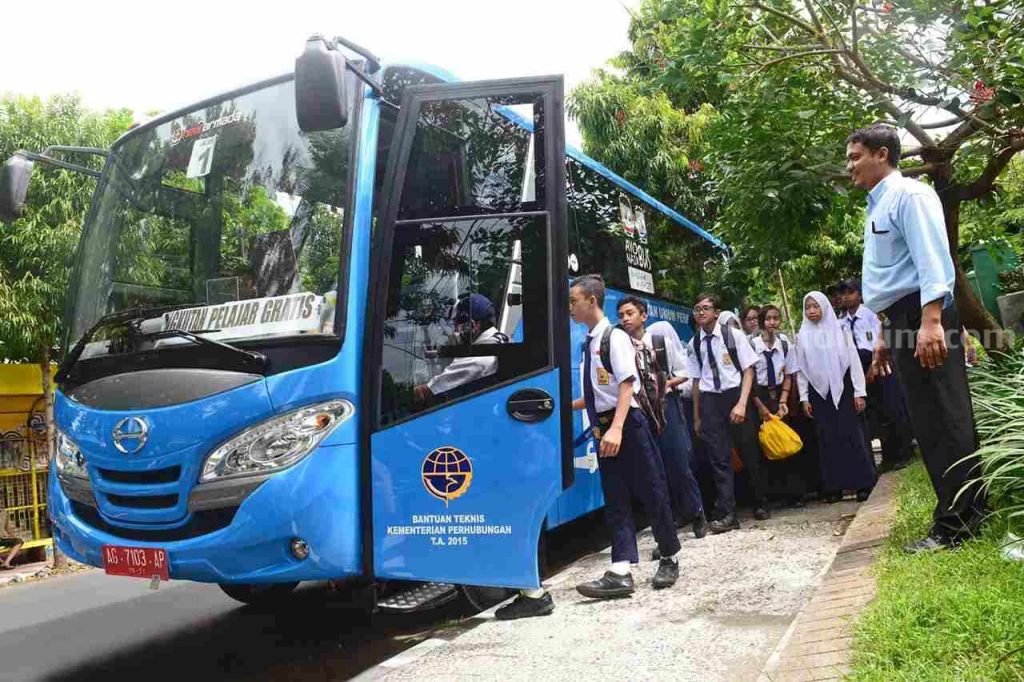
[397,61,726,251]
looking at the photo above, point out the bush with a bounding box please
[967,349,1024,531]
[998,263,1024,294]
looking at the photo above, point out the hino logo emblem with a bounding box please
[112,417,149,454]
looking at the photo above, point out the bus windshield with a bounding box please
[65,77,352,355]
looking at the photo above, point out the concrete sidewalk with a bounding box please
[357,500,862,682]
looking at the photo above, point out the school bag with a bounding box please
[598,326,668,435]
[691,322,742,373]
[759,415,803,460]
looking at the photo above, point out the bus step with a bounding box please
[377,582,459,613]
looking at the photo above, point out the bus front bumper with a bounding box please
[49,443,362,584]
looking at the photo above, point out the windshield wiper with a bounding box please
[56,303,212,384]
[131,328,267,373]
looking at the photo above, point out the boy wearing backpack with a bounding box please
[617,296,708,542]
[570,275,681,598]
[686,293,761,534]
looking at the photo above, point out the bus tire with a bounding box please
[458,585,514,612]
[218,581,299,606]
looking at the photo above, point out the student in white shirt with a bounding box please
[837,279,913,471]
[751,304,810,506]
[569,276,681,599]
[686,293,761,533]
[795,292,877,503]
[617,297,707,542]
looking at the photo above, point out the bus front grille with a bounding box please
[106,493,179,509]
[70,502,237,541]
[97,466,182,485]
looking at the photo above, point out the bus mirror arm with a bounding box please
[1,146,107,222]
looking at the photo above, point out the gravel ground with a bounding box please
[374,500,860,682]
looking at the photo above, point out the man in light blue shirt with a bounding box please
[847,124,985,553]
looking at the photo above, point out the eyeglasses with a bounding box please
[692,305,715,314]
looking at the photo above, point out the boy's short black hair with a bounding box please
[759,304,781,328]
[570,274,606,307]
[694,292,720,309]
[617,295,648,314]
[846,124,901,168]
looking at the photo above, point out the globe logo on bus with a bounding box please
[421,446,473,506]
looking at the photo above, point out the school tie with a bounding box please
[763,350,777,388]
[582,336,599,432]
[848,316,857,335]
[704,334,722,391]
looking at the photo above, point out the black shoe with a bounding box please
[692,511,708,539]
[651,547,662,561]
[576,571,635,599]
[824,493,842,504]
[856,488,872,502]
[652,558,679,589]
[791,497,807,509]
[753,505,770,521]
[494,592,555,620]
[903,532,961,554]
[709,514,740,534]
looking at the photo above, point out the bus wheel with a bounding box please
[218,581,299,606]
[458,585,514,612]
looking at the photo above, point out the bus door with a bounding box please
[366,77,571,588]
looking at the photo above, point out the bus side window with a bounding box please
[377,96,550,427]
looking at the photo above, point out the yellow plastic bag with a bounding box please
[759,415,803,461]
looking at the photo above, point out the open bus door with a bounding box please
[365,76,571,589]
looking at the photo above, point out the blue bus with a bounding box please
[1,36,725,609]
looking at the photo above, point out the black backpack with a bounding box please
[599,325,668,435]
[692,322,742,373]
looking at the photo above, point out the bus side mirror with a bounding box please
[0,155,34,222]
[295,36,349,133]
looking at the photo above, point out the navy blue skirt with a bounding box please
[808,370,877,493]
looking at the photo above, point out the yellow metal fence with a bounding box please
[0,434,51,546]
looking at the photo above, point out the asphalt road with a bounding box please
[0,570,472,682]
[0,514,611,682]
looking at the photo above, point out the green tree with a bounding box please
[0,94,132,566]
[571,0,1024,344]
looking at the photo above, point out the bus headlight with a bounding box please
[200,399,353,482]
[55,431,89,479]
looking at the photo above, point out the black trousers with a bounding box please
[883,293,986,537]
[698,387,763,517]
[857,349,914,465]
[657,393,704,521]
[596,408,681,563]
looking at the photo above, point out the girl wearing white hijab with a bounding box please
[795,292,877,503]
[718,310,741,330]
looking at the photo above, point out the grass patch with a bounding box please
[849,463,1024,681]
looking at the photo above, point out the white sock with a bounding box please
[610,561,631,576]
[521,588,546,599]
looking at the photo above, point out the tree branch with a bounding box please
[750,2,819,36]
[755,49,844,70]
[961,136,1024,201]
[741,43,823,52]
[919,115,969,130]
[902,146,924,158]
[851,0,860,57]
[902,163,938,177]
[868,94,937,148]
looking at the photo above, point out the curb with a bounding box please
[758,471,901,682]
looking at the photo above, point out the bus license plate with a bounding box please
[102,545,170,581]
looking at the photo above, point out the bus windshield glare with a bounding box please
[65,78,352,355]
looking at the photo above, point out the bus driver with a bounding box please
[414,294,508,404]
